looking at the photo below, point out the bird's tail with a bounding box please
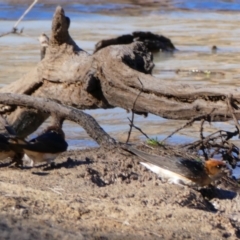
[8,138,27,145]
[124,145,175,167]
[8,137,28,155]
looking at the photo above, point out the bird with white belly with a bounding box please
[126,146,231,187]
[10,126,68,167]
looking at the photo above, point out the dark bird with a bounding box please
[126,146,230,187]
[0,116,24,165]
[0,134,21,160]
[94,31,176,54]
[11,126,68,167]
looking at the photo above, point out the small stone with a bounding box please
[222,232,231,238]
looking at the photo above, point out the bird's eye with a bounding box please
[216,165,222,169]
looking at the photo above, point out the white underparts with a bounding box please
[22,154,34,167]
[140,162,194,186]
[22,151,60,167]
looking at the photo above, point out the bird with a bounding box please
[10,126,68,167]
[0,116,24,165]
[38,33,49,47]
[126,146,231,187]
[38,33,49,60]
[0,134,21,160]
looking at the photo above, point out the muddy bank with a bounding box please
[0,148,239,239]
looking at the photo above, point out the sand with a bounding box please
[0,148,239,239]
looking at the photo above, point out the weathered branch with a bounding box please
[0,93,115,147]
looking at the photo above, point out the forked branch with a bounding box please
[0,93,115,147]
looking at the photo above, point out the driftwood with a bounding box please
[1,6,240,142]
[94,31,176,53]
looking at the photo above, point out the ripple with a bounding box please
[174,0,240,11]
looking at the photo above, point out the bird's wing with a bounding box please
[126,145,205,180]
[20,132,68,153]
[0,135,12,152]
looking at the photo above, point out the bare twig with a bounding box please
[0,0,38,38]
[226,94,240,137]
[185,128,239,165]
[0,30,25,38]
[162,109,215,143]
[126,77,144,143]
[127,117,150,140]
[14,0,38,30]
[199,118,208,159]
[0,31,14,38]
[185,130,235,149]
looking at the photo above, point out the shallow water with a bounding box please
[0,1,240,150]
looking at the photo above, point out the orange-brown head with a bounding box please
[204,159,230,181]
